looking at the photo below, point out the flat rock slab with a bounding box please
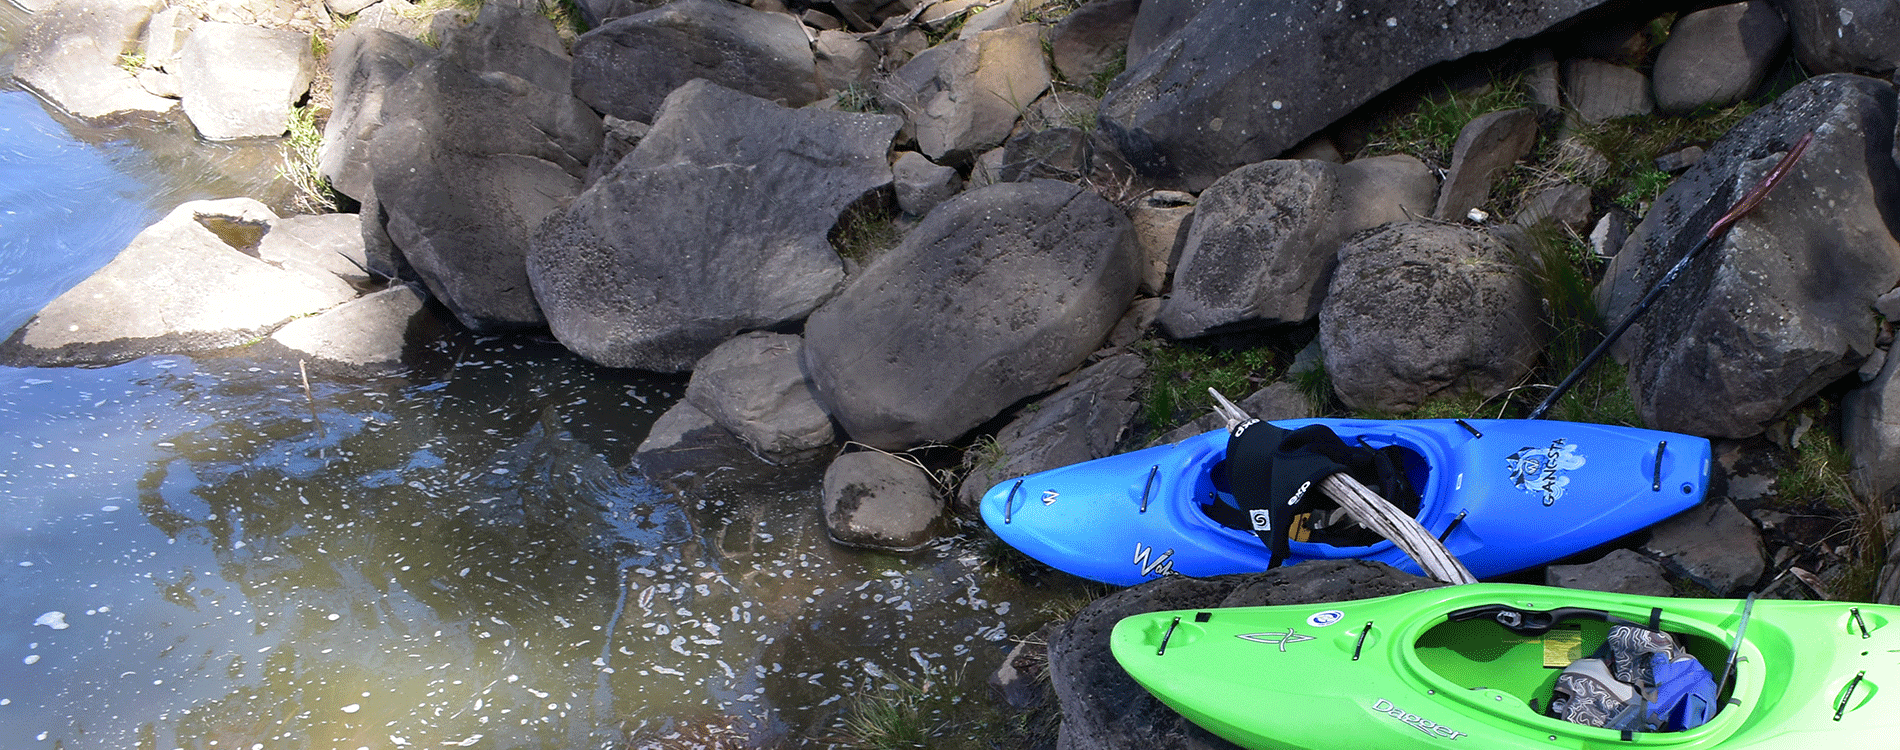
[1,199,359,367]
[267,283,432,373]
[1642,498,1766,596]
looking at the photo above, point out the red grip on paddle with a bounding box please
[1705,130,1813,240]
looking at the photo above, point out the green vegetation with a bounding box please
[1133,338,1277,431]
[837,671,945,749]
[1770,404,1887,601]
[836,83,883,114]
[1022,0,1086,26]
[118,51,147,74]
[833,664,1058,750]
[1565,103,1758,212]
[829,196,904,264]
[280,106,337,214]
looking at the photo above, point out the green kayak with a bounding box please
[1111,583,1899,748]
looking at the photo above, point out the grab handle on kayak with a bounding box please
[1138,465,1158,514]
[1834,671,1866,721]
[1447,605,1610,636]
[1652,441,1666,491]
[1003,479,1023,524]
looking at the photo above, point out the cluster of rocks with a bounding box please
[7,0,1900,742]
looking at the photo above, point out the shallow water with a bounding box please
[0,11,1072,748]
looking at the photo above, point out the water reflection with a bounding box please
[2,331,1071,749]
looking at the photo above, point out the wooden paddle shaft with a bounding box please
[1320,473,1479,585]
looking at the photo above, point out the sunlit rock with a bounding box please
[0,198,358,368]
[13,0,180,123]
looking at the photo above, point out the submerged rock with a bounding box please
[822,450,943,552]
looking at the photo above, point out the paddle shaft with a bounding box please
[1527,131,1813,420]
[1714,592,1756,702]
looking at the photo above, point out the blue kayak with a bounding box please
[977,419,1710,586]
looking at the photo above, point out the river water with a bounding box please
[0,8,1073,749]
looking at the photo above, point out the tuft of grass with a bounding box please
[836,83,883,114]
[1568,104,1758,193]
[280,106,338,213]
[1078,50,1125,100]
[118,51,147,73]
[1615,165,1674,214]
[838,672,944,750]
[1022,0,1086,25]
[829,195,904,264]
[541,0,590,36]
[1771,405,1887,600]
[1134,338,1277,430]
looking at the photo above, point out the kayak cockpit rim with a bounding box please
[1399,599,1755,742]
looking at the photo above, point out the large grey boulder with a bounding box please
[1546,548,1676,597]
[1651,1,1789,115]
[569,0,818,123]
[1099,0,1613,191]
[1596,74,1900,438]
[13,0,179,123]
[683,332,836,462]
[803,180,1139,451]
[266,283,433,373]
[0,199,358,367]
[1049,561,1439,750]
[367,1,602,332]
[175,22,314,140]
[529,80,901,372]
[1158,156,1436,339]
[1320,222,1546,414]
[319,26,433,203]
[955,352,1147,514]
[1773,0,1900,75]
[878,22,1051,164]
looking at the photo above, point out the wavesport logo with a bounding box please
[1370,698,1468,740]
[1235,628,1315,652]
[1505,438,1586,506]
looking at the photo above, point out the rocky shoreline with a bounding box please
[6,0,1900,746]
